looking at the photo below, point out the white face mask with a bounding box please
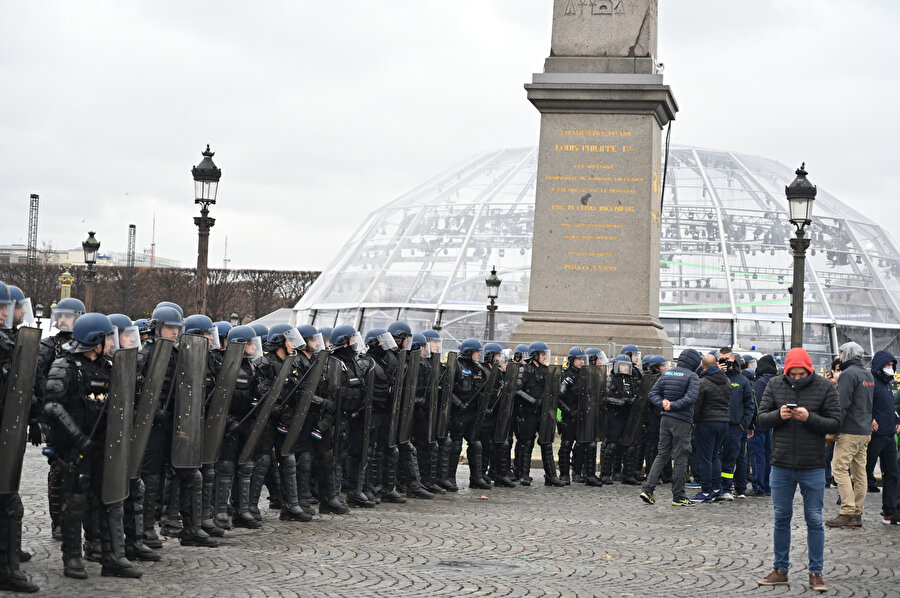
[884,367,895,377]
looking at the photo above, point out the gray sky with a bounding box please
[1,1,897,272]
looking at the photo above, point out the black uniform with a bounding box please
[447,356,489,488]
[600,363,639,483]
[331,346,373,507]
[411,354,444,493]
[367,348,405,502]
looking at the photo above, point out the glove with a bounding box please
[270,405,284,421]
[320,398,335,414]
[224,418,240,440]
[73,431,91,452]
[451,396,465,409]
[153,410,171,426]
[28,424,42,447]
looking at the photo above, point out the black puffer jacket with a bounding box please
[694,366,731,422]
[758,374,841,469]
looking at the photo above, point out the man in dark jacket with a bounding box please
[827,342,874,528]
[756,347,840,591]
[866,351,899,524]
[639,349,701,507]
[748,355,778,495]
[691,354,731,503]
[717,347,756,500]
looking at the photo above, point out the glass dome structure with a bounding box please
[293,144,900,367]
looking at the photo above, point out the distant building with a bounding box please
[0,243,180,268]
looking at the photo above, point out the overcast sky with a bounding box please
[1,1,897,272]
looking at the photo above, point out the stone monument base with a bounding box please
[510,310,672,359]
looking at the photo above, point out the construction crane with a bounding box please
[125,224,136,315]
[26,194,39,299]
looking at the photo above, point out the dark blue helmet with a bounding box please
[459,338,483,358]
[647,355,668,373]
[7,285,25,302]
[56,297,85,313]
[330,325,357,348]
[184,314,214,335]
[387,321,412,340]
[213,321,232,340]
[568,346,587,360]
[318,327,333,341]
[151,305,183,327]
[513,344,530,359]
[365,328,387,349]
[620,344,639,356]
[297,325,318,340]
[528,341,549,360]
[107,313,134,332]
[410,333,428,352]
[0,282,10,306]
[250,323,268,339]
[70,313,115,352]
[227,325,256,343]
[585,347,604,365]
[483,342,503,364]
[421,330,441,340]
[154,301,183,318]
[135,318,152,334]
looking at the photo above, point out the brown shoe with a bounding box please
[825,513,854,527]
[847,514,862,527]
[757,568,789,586]
[809,573,828,591]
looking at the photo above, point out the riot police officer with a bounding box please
[5,286,34,330]
[481,343,513,487]
[600,351,640,484]
[557,347,584,485]
[365,328,406,503]
[409,333,445,495]
[43,313,142,579]
[619,345,644,485]
[514,342,564,487]
[318,327,334,351]
[447,338,491,490]
[586,348,609,366]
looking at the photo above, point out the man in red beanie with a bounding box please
[756,347,840,592]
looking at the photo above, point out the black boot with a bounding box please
[48,462,64,541]
[519,440,534,486]
[233,463,262,529]
[380,447,407,504]
[0,494,38,592]
[295,452,317,514]
[401,444,435,499]
[511,441,522,482]
[159,470,182,538]
[317,451,350,514]
[140,473,163,549]
[363,444,381,503]
[423,441,446,494]
[440,438,461,492]
[213,461,234,530]
[61,491,88,579]
[199,464,224,537]
[467,442,492,490]
[492,442,516,487]
[279,454,313,521]
[583,443,603,486]
[248,453,270,522]
[599,442,615,485]
[180,470,219,547]
[541,444,565,487]
[558,440,573,485]
[622,446,642,485]
[265,454,283,510]
[124,478,161,562]
[101,502,143,578]
[572,443,586,483]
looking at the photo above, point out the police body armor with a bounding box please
[621,372,659,448]
[0,326,41,493]
[102,347,137,504]
[171,334,209,469]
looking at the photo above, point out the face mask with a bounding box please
[884,367,895,377]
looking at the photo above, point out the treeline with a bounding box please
[0,263,320,322]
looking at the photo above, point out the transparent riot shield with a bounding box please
[538,365,562,445]
[386,352,408,449]
[239,356,294,464]
[425,352,441,444]
[434,352,457,439]
[621,372,659,447]
[128,338,175,479]
[0,327,40,493]
[102,347,137,504]
[493,361,519,445]
[396,350,420,445]
[171,334,208,469]
[279,350,330,457]
[470,363,499,439]
[202,340,245,464]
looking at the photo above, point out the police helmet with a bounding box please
[135,318,152,334]
[330,325,357,348]
[387,321,412,341]
[513,344,530,360]
[647,355,668,373]
[0,283,11,328]
[410,333,427,351]
[56,297,86,313]
[568,346,587,360]
[184,314,214,335]
[7,285,25,302]
[483,342,503,364]
[70,313,116,352]
[421,330,441,340]
[318,327,333,341]
[365,328,388,350]
[0,282,10,306]
[213,321,232,340]
[108,313,134,331]
[154,301,183,318]
[528,341,550,360]
[250,323,268,339]
[151,306,183,328]
[227,325,256,343]
[459,338,483,358]
[620,344,639,356]
[297,325,318,341]
[585,348,602,365]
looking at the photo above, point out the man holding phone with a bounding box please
[756,347,840,592]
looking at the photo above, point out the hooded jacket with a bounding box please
[751,355,778,431]
[871,350,899,437]
[725,363,755,428]
[694,365,731,422]
[648,349,700,425]
[837,342,875,435]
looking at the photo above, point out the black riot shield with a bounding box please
[396,351,420,445]
[102,348,137,504]
[470,363,499,439]
[425,353,441,444]
[575,365,597,444]
[386,351,408,449]
[128,338,175,480]
[538,365,563,445]
[202,341,245,465]
[0,327,40,494]
[594,365,608,442]
[621,372,659,447]
[279,350,329,458]
[434,352,457,440]
[239,356,293,465]
[492,361,519,445]
[326,356,343,457]
[357,365,375,480]
[171,334,208,469]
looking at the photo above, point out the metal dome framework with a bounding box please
[293,145,900,367]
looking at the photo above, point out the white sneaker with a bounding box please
[715,491,734,502]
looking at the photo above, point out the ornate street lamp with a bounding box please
[785,163,816,349]
[35,303,44,328]
[192,144,222,315]
[230,312,240,327]
[484,266,502,341]
[82,231,100,311]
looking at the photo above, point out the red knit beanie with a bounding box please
[784,347,813,374]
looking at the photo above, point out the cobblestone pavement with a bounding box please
[16,445,900,596]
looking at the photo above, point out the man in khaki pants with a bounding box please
[826,342,875,527]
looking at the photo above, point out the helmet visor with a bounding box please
[304,332,325,354]
[418,343,432,359]
[14,297,35,328]
[428,338,443,357]
[596,351,609,365]
[244,336,264,361]
[614,360,633,376]
[103,328,120,356]
[376,332,398,351]
[283,328,306,354]
[351,331,365,356]
[0,302,11,329]
[118,325,143,351]
[51,308,82,332]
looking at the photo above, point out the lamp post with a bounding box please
[230,312,240,327]
[58,262,74,301]
[81,231,100,312]
[484,266,501,341]
[192,144,222,315]
[35,303,44,329]
[785,163,816,349]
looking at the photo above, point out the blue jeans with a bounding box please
[748,428,771,493]
[694,421,727,494]
[770,465,825,575]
